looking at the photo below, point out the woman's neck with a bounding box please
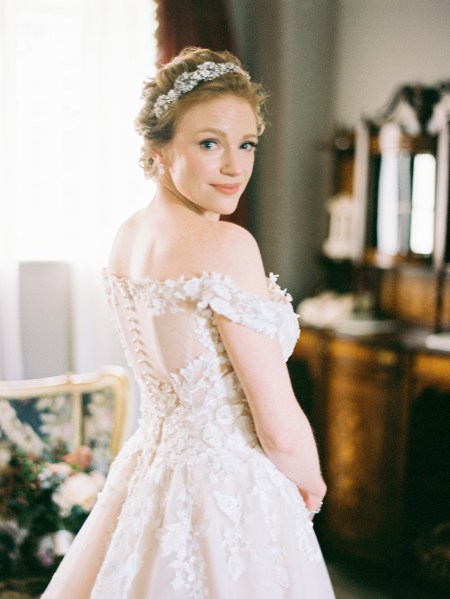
[152,181,220,222]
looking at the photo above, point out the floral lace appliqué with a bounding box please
[41,271,333,599]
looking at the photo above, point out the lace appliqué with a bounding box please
[85,271,319,598]
[102,270,300,358]
[159,483,209,598]
[213,490,254,580]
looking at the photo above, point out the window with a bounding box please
[1,0,157,263]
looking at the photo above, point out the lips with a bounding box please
[211,183,241,195]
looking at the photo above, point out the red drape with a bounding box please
[155,0,236,66]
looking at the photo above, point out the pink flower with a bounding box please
[63,446,93,470]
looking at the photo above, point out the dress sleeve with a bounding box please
[198,273,300,360]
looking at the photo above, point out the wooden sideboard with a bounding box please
[307,104,450,587]
[292,326,450,566]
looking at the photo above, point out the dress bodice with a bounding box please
[103,270,299,357]
[103,270,300,460]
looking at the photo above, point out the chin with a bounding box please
[218,204,239,217]
[220,194,242,215]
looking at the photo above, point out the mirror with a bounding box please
[410,153,436,255]
[373,123,437,259]
[353,82,449,266]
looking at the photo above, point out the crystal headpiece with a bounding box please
[153,61,250,118]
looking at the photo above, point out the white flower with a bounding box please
[213,491,242,523]
[45,462,72,478]
[0,517,28,553]
[52,529,75,555]
[215,405,241,426]
[182,278,201,298]
[0,445,11,468]
[202,423,223,447]
[35,534,55,567]
[52,471,105,516]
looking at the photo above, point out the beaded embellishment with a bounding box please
[153,61,250,118]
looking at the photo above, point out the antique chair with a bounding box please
[0,365,131,598]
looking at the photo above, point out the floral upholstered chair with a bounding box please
[0,366,130,597]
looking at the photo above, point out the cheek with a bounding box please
[172,152,210,178]
[168,153,186,178]
[169,158,194,190]
[245,154,255,177]
[170,158,205,196]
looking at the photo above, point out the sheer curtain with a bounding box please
[0,0,157,380]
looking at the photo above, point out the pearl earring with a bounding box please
[158,163,165,176]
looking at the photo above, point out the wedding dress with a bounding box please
[42,270,335,599]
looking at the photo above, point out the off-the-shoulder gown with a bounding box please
[42,271,335,599]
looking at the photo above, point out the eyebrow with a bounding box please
[197,127,258,139]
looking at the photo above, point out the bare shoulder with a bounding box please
[198,221,268,296]
[115,208,145,238]
[107,210,140,248]
[107,208,145,270]
[207,220,258,250]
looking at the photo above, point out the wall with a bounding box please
[230,0,450,302]
[333,0,450,127]
[230,0,335,301]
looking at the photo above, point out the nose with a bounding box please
[220,149,242,177]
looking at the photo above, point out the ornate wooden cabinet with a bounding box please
[324,337,408,559]
[293,328,450,566]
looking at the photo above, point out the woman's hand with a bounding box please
[298,483,327,520]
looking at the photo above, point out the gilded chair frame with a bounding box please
[0,365,130,458]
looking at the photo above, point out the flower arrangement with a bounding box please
[0,442,105,577]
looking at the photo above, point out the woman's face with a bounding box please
[161,94,258,218]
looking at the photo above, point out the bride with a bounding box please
[42,47,335,598]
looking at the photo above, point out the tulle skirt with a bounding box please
[42,432,335,599]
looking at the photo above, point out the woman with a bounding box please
[42,47,335,598]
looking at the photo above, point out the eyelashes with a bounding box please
[199,139,218,150]
[241,141,258,151]
[199,139,258,152]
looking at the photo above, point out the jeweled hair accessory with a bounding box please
[153,61,249,118]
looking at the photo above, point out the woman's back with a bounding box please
[108,198,267,290]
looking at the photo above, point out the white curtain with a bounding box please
[0,0,156,380]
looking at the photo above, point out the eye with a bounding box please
[199,139,219,150]
[241,141,258,152]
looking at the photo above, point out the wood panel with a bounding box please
[395,270,437,327]
[321,338,409,561]
[292,328,450,565]
[379,268,397,316]
[410,352,450,392]
[441,274,450,330]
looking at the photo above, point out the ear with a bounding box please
[152,148,171,164]
[151,150,164,170]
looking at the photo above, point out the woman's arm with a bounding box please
[210,223,326,513]
[216,315,326,513]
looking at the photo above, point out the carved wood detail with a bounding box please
[293,329,450,563]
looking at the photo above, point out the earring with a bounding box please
[158,163,165,176]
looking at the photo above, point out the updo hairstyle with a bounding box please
[135,47,268,178]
